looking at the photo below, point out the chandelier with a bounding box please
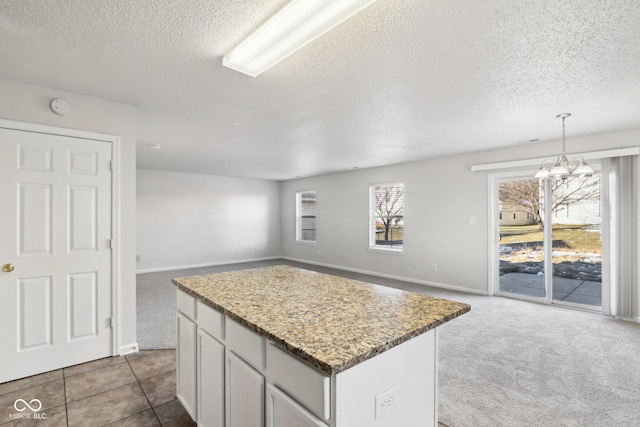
[534,113,593,180]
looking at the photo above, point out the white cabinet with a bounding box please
[266,343,330,421]
[177,312,197,419]
[177,289,326,426]
[226,350,265,427]
[266,384,329,427]
[176,288,438,427]
[198,329,225,427]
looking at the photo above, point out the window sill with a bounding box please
[368,247,404,255]
[295,240,317,246]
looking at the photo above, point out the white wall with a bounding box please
[0,78,138,351]
[281,128,640,301]
[136,169,281,272]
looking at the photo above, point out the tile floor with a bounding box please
[0,350,195,427]
[1,349,452,427]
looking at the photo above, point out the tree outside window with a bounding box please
[499,176,600,229]
[370,184,404,250]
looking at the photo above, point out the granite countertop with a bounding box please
[172,265,470,375]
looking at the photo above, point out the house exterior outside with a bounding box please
[499,207,536,226]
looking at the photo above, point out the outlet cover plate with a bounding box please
[375,386,397,419]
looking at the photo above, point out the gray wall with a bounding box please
[0,78,138,352]
[136,169,281,272]
[281,128,640,302]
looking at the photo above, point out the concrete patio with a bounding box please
[499,272,602,307]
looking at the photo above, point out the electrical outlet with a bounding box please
[375,386,397,419]
[136,255,140,262]
[432,264,438,272]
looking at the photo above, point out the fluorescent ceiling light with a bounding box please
[223,0,378,77]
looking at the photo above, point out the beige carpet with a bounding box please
[388,283,640,427]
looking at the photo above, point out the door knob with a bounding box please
[2,264,14,273]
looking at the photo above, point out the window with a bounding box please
[296,190,316,242]
[369,183,404,251]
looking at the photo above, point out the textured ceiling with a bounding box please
[1,0,639,180]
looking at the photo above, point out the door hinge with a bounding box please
[106,160,113,172]
[110,317,116,328]
[108,238,115,250]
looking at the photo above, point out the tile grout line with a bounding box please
[60,366,139,407]
[0,371,66,426]
[125,354,164,426]
[63,370,69,427]
[1,352,175,426]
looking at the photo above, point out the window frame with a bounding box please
[369,182,404,253]
[295,190,317,244]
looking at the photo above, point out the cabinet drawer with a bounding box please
[266,343,331,421]
[177,290,196,320]
[266,384,329,427]
[226,317,265,370]
[197,300,224,340]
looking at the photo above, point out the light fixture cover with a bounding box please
[223,0,379,77]
[549,164,569,177]
[534,167,550,179]
[572,163,594,176]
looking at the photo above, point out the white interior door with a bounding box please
[0,128,114,383]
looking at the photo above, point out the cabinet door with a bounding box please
[226,351,264,427]
[177,312,197,420]
[199,329,225,427]
[266,384,329,427]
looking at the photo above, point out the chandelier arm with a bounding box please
[542,159,556,169]
[568,157,582,173]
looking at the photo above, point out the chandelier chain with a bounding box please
[561,115,566,154]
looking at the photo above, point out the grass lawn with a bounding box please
[375,226,404,242]
[500,224,602,254]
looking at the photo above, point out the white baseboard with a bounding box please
[614,316,640,323]
[283,257,489,296]
[119,342,139,356]
[136,256,281,274]
[136,255,488,295]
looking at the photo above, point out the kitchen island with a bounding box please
[173,265,469,427]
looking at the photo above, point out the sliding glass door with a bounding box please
[496,170,602,310]
[549,174,602,307]
[498,177,547,299]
